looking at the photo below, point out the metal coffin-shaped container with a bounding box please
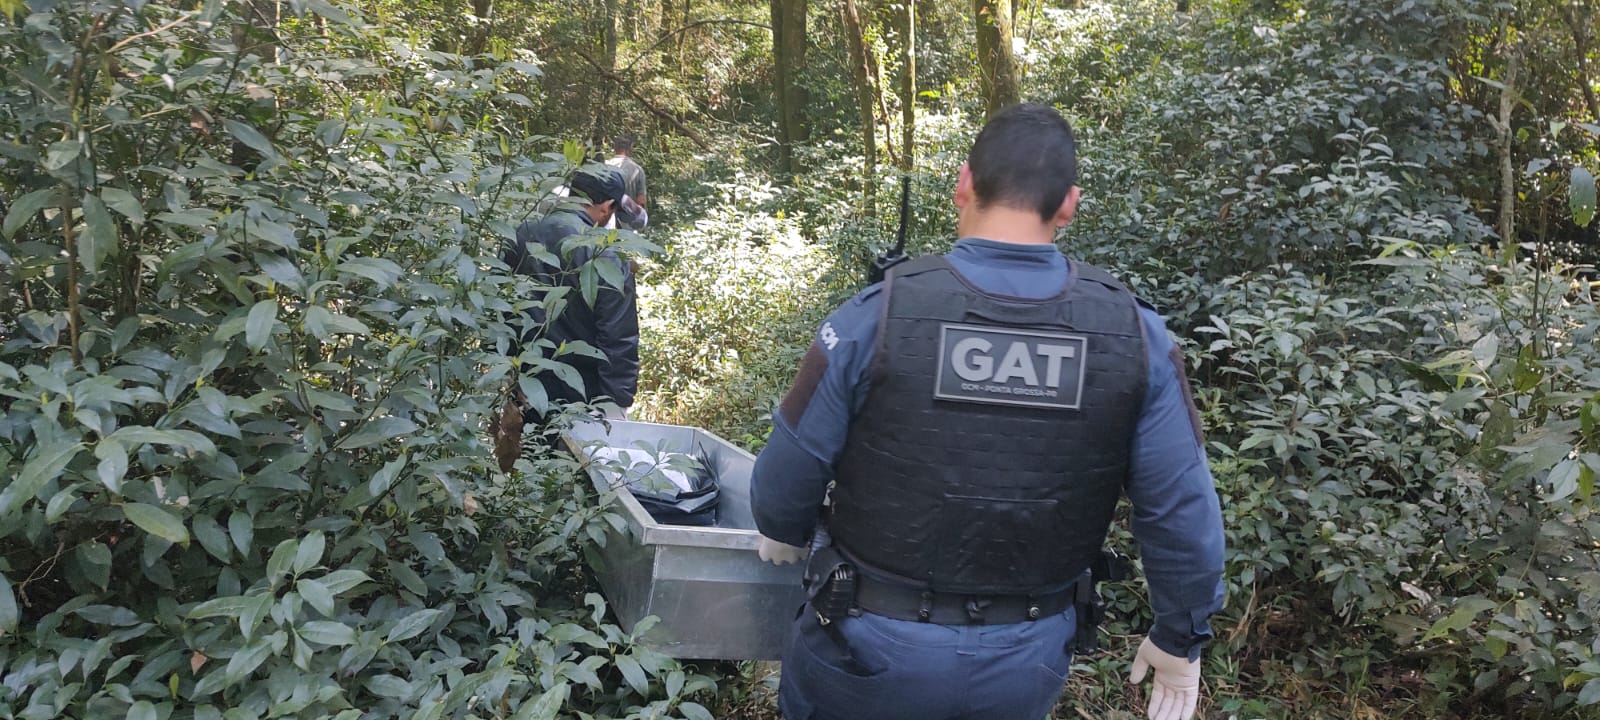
[564,420,805,660]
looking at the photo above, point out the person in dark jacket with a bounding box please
[502,166,642,421]
[750,104,1225,720]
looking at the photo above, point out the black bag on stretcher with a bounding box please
[589,444,721,527]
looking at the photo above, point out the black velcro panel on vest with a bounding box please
[832,256,1147,596]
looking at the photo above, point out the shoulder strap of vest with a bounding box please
[1070,260,1130,294]
[868,255,952,382]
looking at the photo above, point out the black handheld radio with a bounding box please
[868,176,913,284]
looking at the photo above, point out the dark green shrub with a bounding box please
[0,3,713,718]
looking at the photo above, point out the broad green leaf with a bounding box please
[0,571,18,636]
[192,513,232,562]
[336,257,403,288]
[369,456,406,497]
[680,702,715,720]
[75,541,112,589]
[44,140,81,173]
[364,674,412,699]
[387,607,444,643]
[266,538,299,583]
[240,594,273,639]
[614,654,648,695]
[108,426,216,455]
[122,503,189,546]
[127,700,157,720]
[1573,167,1597,228]
[95,439,129,494]
[293,531,325,575]
[228,512,254,556]
[315,119,346,147]
[101,187,144,226]
[1579,679,1600,706]
[3,187,56,238]
[224,637,274,686]
[76,604,140,625]
[1548,459,1581,502]
[512,681,569,719]
[297,577,335,616]
[245,300,277,352]
[1422,596,1497,642]
[1470,332,1499,369]
[341,416,418,449]
[299,621,356,646]
[304,305,333,341]
[189,595,257,620]
[0,441,83,515]
[223,119,275,158]
[319,569,372,596]
[388,561,427,596]
[80,194,116,274]
[305,0,355,25]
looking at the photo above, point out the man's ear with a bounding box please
[954,163,975,210]
[1051,186,1082,228]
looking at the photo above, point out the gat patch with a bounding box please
[934,324,1088,410]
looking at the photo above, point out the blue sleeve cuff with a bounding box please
[1148,609,1214,661]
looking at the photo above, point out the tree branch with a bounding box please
[623,18,770,73]
[574,50,712,151]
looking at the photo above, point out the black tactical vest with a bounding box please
[830,255,1148,596]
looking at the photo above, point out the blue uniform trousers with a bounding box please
[778,604,1076,720]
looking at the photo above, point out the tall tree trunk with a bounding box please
[605,0,619,71]
[841,0,877,214]
[973,0,1019,118]
[1491,44,1520,247]
[771,0,808,175]
[467,0,493,55]
[900,0,915,171]
[1559,3,1599,122]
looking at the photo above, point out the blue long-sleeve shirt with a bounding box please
[750,237,1225,659]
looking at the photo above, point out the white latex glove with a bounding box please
[757,536,806,565]
[1128,636,1201,720]
[603,406,628,420]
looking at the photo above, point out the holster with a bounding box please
[803,544,858,625]
[1071,550,1128,655]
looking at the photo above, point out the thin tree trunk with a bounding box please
[1559,3,1599,122]
[467,0,493,55]
[900,0,915,171]
[973,0,1019,118]
[605,0,619,70]
[1492,44,1520,247]
[842,0,877,214]
[771,0,808,176]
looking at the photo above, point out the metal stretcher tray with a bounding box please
[563,419,805,660]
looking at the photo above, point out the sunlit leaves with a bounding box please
[121,503,189,546]
[1573,166,1596,228]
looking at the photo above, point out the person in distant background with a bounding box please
[502,166,642,421]
[605,134,649,231]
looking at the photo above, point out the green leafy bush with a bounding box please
[0,3,713,718]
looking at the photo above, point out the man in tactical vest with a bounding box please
[749,104,1225,720]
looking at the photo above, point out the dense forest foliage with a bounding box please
[1,0,1597,718]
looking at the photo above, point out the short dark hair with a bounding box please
[967,103,1078,222]
[613,133,637,154]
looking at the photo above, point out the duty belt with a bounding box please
[850,570,1083,626]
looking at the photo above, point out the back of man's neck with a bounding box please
[957,208,1059,246]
